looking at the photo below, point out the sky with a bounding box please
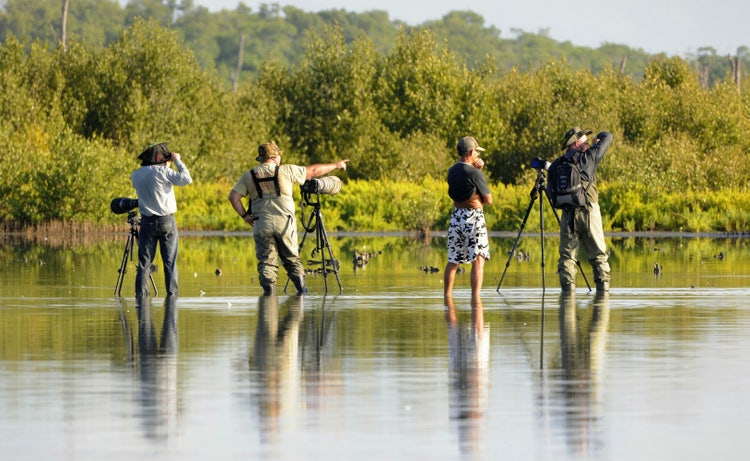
[189,0,748,57]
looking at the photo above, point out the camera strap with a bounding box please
[250,165,281,198]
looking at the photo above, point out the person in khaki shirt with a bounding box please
[229,141,348,295]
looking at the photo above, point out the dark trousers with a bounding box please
[136,214,179,297]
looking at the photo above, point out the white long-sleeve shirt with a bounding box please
[131,159,192,217]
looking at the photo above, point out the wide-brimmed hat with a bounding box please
[562,127,593,150]
[256,141,283,162]
[138,142,170,163]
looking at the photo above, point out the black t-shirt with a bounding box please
[447,162,491,202]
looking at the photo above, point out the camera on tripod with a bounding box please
[110,196,156,296]
[300,176,342,196]
[295,177,343,293]
[531,157,551,171]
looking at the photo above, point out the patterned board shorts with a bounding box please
[447,207,490,264]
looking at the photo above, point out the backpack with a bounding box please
[546,152,588,209]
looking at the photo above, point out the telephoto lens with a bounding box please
[314,176,342,195]
[302,176,342,195]
[110,197,139,214]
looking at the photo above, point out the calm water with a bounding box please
[1,233,750,460]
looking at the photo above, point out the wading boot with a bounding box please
[596,281,610,293]
[262,284,276,296]
[290,276,307,295]
[561,282,576,293]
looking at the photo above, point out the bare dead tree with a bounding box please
[698,65,709,90]
[61,0,70,52]
[729,54,741,94]
[231,32,246,92]
[618,56,627,74]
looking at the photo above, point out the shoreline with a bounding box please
[3,226,749,248]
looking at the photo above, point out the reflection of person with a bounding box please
[444,136,493,301]
[556,127,613,293]
[131,142,193,297]
[557,291,610,458]
[251,294,304,442]
[445,296,490,455]
[228,141,348,295]
[135,294,180,441]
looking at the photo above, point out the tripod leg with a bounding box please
[298,210,316,252]
[539,189,546,293]
[115,233,134,297]
[543,189,592,292]
[149,272,158,297]
[315,209,342,294]
[285,210,317,294]
[497,195,537,292]
[316,219,328,293]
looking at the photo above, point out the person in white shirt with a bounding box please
[131,142,192,297]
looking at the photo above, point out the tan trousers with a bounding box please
[253,213,305,288]
[557,202,610,287]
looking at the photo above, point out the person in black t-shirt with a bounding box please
[444,136,493,301]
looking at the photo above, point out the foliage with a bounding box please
[0,0,742,88]
[173,178,750,234]
[2,18,750,233]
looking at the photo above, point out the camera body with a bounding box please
[531,157,551,171]
[300,176,342,195]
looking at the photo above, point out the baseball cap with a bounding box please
[457,136,485,156]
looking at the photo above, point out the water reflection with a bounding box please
[445,296,490,457]
[555,291,610,458]
[251,294,304,443]
[3,235,750,460]
[134,295,180,442]
[299,296,338,418]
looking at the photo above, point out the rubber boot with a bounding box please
[262,284,276,296]
[596,281,610,293]
[290,275,307,295]
[561,282,576,293]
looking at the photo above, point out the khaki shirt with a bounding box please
[232,163,306,217]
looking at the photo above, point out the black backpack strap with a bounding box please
[569,150,592,195]
[249,165,281,198]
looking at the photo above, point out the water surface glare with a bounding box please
[1,235,749,460]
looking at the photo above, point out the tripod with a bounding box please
[114,211,157,297]
[287,191,342,294]
[496,168,591,293]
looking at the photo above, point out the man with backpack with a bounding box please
[549,127,613,293]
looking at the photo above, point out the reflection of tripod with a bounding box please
[496,168,591,293]
[290,191,342,294]
[114,211,157,297]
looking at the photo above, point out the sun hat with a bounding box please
[256,141,283,162]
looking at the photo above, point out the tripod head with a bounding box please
[301,190,322,209]
[529,157,550,199]
[126,210,141,235]
[530,167,547,199]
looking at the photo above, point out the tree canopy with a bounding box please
[1,2,749,231]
